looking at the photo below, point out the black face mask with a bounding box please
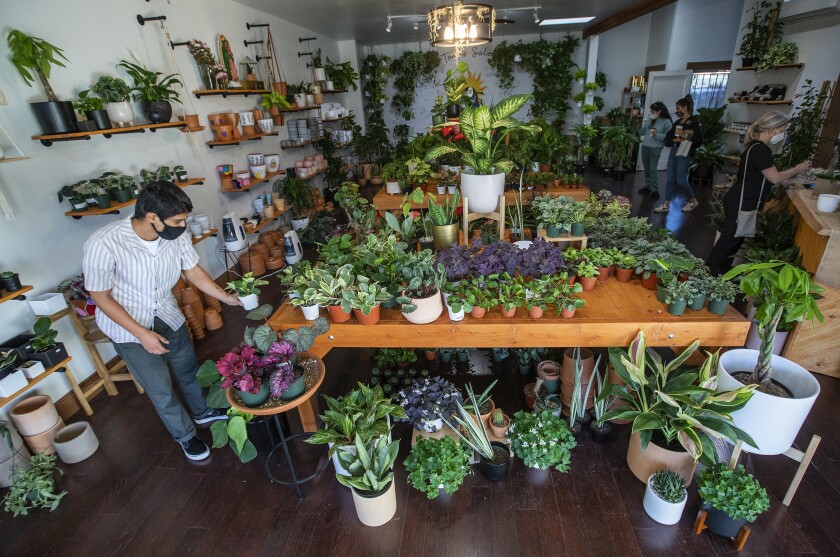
[153,219,187,241]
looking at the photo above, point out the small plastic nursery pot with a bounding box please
[478,442,511,482]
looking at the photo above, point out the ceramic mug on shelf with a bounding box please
[235,171,251,187]
[250,165,267,180]
[257,118,274,134]
[298,168,309,178]
[247,153,264,166]
[216,164,233,177]
[188,223,203,238]
[238,111,255,126]
[265,154,281,173]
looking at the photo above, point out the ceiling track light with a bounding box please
[386,17,393,32]
[533,9,540,23]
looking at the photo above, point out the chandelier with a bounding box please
[427,3,496,54]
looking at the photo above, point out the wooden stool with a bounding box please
[462,196,505,246]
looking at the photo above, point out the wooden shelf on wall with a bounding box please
[64,178,205,218]
[249,214,281,234]
[220,170,286,193]
[322,89,348,94]
[191,228,218,245]
[322,116,348,123]
[279,105,321,113]
[281,137,325,150]
[727,100,792,105]
[32,122,187,147]
[193,88,271,99]
[0,285,33,305]
[736,63,804,72]
[206,131,278,148]
[0,357,72,408]
[0,156,30,164]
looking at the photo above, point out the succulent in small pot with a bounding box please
[696,463,770,537]
[397,376,463,432]
[0,271,23,293]
[405,436,471,499]
[643,470,687,525]
[488,408,510,437]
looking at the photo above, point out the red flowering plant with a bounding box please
[215,343,275,394]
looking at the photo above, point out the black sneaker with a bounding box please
[180,436,210,461]
[650,191,661,200]
[194,408,227,424]
[639,187,651,194]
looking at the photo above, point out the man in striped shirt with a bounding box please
[83,182,241,461]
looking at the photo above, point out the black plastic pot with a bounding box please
[590,422,611,444]
[0,334,34,361]
[113,189,132,203]
[446,103,461,119]
[67,198,88,211]
[95,194,112,209]
[741,57,756,68]
[30,342,67,369]
[479,442,511,482]
[418,239,435,252]
[31,101,77,134]
[693,164,713,180]
[701,503,748,538]
[85,109,112,130]
[614,170,626,181]
[76,120,97,132]
[141,100,173,123]
[0,273,23,293]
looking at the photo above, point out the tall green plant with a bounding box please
[779,80,828,169]
[7,30,68,102]
[118,59,182,103]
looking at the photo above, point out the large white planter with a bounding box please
[402,290,443,324]
[745,322,789,355]
[239,294,259,310]
[52,422,99,464]
[643,475,687,525]
[460,172,505,213]
[105,101,134,127]
[718,349,820,455]
[351,480,397,527]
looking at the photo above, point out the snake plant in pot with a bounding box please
[425,94,540,213]
[718,261,824,455]
[396,250,447,324]
[336,434,400,527]
[427,190,461,250]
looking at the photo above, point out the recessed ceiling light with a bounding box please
[539,16,595,26]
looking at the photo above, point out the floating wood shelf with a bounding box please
[0,285,33,304]
[0,156,31,164]
[192,228,218,245]
[206,131,278,148]
[322,89,348,94]
[322,116,348,123]
[728,100,793,105]
[736,63,804,71]
[249,214,281,234]
[179,126,206,133]
[281,137,326,150]
[32,122,187,146]
[221,170,286,192]
[64,178,205,218]
[193,88,271,99]
[336,140,353,149]
[0,357,72,408]
[279,105,321,113]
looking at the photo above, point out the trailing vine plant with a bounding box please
[390,50,441,120]
[779,79,828,169]
[360,52,393,165]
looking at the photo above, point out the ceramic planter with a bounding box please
[52,422,99,464]
[385,180,401,195]
[478,442,511,482]
[579,277,597,292]
[0,273,22,293]
[279,374,306,401]
[561,307,576,319]
[85,109,112,130]
[239,294,259,310]
[643,475,687,525]
[446,302,465,321]
[237,383,270,407]
[700,503,748,538]
[717,350,820,455]
[613,268,632,283]
[626,431,696,485]
[707,298,729,315]
[351,481,397,527]
[327,305,351,323]
[329,442,355,476]
[301,304,320,320]
[354,305,381,325]
[432,223,459,251]
[23,417,65,455]
[105,101,135,127]
[523,383,547,409]
[460,172,505,213]
[10,395,60,437]
[31,101,78,134]
[401,289,443,324]
[596,267,610,282]
[667,300,687,316]
[656,287,668,303]
[571,222,586,236]
[18,361,46,380]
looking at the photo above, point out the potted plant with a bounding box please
[443,283,468,321]
[696,463,770,537]
[2,452,67,516]
[614,253,637,283]
[441,384,511,482]
[661,280,694,316]
[568,202,588,236]
[72,91,111,130]
[342,277,392,325]
[643,470,687,525]
[324,57,359,92]
[464,276,500,318]
[118,59,182,123]
[488,408,510,437]
[597,331,757,484]
[442,61,468,118]
[576,260,599,292]
[462,380,497,429]
[28,318,65,368]
[405,436,471,499]
[335,434,400,527]
[586,365,614,443]
[427,190,460,250]
[0,272,23,293]
[425,94,540,214]
[531,194,566,237]
[288,277,321,321]
[380,160,407,195]
[397,376,462,433]
[90,75,134,127]
[431,95,447,126]
[213,343,272,406]
[260,91,291,125]
[498,273,526,318]
[277,176,316,230]
[396,250,447,324]
[310,264,355,323]
[172,165,188,183]
[718,261,824,456]
[508,409,577,471]
[7,30,77,134]
[225,272,268,310]
[707,275,737,315]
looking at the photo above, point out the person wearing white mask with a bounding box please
[706,110,811,275]
[638,101,673,200]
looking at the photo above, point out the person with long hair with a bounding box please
[654,95,704,213]
[706,110,811,275]
[638,101,673,200]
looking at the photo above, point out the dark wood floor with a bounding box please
[2,171,838,557]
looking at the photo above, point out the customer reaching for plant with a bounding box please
[638,101,672,200]
[83,181,242,462]
[654,95,703,214]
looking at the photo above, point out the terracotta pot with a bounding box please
[561,348,595,384]
[221,112,239,127]
[560,385,595,410]
[579,277,597,292]
[596,267,610,281]
[354,305,381,325]
[489,414,510,438]
[327,304,352,323]
[523,383,547,409]
[181,114,200,129]
[204,309,223,330]
[640,272,658,290]
[214,124,234,142]
[242,124,256,138]
[626,431,696,485]
[10,395,60,437]
[424,350,436,361]
[472,399,496,430]
[615,268,634,283]
[23,417,65,455]
[53,422,99,464]
[259,232,276,248]
[500,306,517,318]
[528,306,543,319]
[539,163,551,173]
[208,113,225,128]
[269,247,283,258]
[265,256,285,270]
[471,307,486,319]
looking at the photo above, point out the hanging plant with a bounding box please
[488,40,517,89]
[390,50,441,120]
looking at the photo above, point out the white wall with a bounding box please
[596,14,652,109]
[647,4,676,68]
[0,0,355,415]
[665,0,745,70]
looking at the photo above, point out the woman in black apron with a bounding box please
[706,110,812,275]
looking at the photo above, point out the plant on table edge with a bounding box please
[397,376,463,431]
[723,261,824,387]
[225,272,269,297]
[396,250,447,312]
[650,470,687,504]
[508,409,577,471]
[697,463,770,522]
[498,273,526,313]
[596,331,757,466]
[342,276,394,315]
[3,452,67,517]
[707,276,738,303]
[404,436,471,499]
[335,434,400,494]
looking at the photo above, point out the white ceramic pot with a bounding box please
[314,68,326,81]
[351,480,397,527]
[239,294,259,310]
[306,94,315,106]
[437,185,446,194]
[446,304,465,322]
[265,154,281,173]
[744,322,789,355]
[447,185,458,195]
[52,422,99,464]
[189,223,204,238]
[105,101,134,127]
[257,119,274,134]
[250,165,267,180]
[247,153,264,166]
[19,361,46,380]
[460,172,505,213]
[329,442,355,477]
[816,194,840,213]
[385,181,401,195]
[718,349,820,455]
[238,111,255,126]
[301,304,320,320]
[422,418,444,433]
[294,93,307,107]
[642,475,687,525]
[402,290,443,324]
[291,216,309,231]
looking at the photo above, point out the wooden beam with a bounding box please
[583,0,676,39]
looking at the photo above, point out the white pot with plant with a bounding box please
[396,251,446,325]
[90,75,135,127]
[718,261,824,455]
[643,470,687,525]
[425,91,539,214]
[335,435,399,527]
[225,272,269,311]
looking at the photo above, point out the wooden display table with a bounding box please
[783,188,840,377]
[372,184,590,211]
[268,279,750,355]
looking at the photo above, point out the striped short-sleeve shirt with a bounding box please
[83,217,200,344]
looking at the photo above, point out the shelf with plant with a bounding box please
[63,177,206,217]
[32,121,189,146]
[324,57,360,92]
[206,130,280,148]
[736,1,785,68]
[193,88,271,98]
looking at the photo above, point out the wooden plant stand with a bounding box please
[728,437,821,506]
[693,509,751,552]
[536,228,588,249]
[462,196,505,246]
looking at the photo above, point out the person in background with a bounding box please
[706,111,811,275]
[638,101,673,200]
[83,182,242,461]
[654,95,704,214]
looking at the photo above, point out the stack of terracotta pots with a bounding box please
[239,249,267,276]
[52,422,99,464]
[204,295,221,313]
[258,232,276,249]
[204,309,224,331]
[172,277,187,306]
[10,395,65,455]
[182,303,205,339]
[0,420,31,487]
[560,348,596,414]
[181,287,205,324]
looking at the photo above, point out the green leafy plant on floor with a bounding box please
[697,463,770,522]
[508,409,577,471]
[335,434,399,493]
[405,436,471,499]
[3,452,67,517]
